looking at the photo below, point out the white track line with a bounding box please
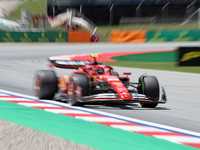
[1,89,200,149]
[45,109,90,114]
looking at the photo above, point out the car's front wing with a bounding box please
[78,93,166,104]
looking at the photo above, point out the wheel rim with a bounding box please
[34,76,41,93]
[68,81,74,99]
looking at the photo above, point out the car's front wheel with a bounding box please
[138,75,159,108]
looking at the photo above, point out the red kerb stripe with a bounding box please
[7,100,43,103]
[181,143,200,149]
[94,122,142,126]
[136,131,189,136]
[32,106,72,110]
[0,96,19,98]
[61,113,102,117]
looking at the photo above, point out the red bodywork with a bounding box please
[58,63,131,98]
[48,55,161,104]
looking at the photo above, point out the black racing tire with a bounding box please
[138,75,159,108]
[33,70,57,99]
[69,74,89,106]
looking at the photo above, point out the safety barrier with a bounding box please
[68,31,91,43]
[110,30,200,43]
[178,47,200,66]
[110,30,147,43]
[0,31,68,42]
[1,30,200,43]
[0,30,93,43]
[147,30,200,42]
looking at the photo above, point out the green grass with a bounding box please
[113,51,177,62]
[9,0,46,20]
[8,0,46,29]
[103,61,200,74]
[102,51,200,74]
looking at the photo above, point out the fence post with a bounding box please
[198,8,200,29]
[162,2,169,23]
[136,2,142,18]
[109,4,114,25]
[46,0,48,31]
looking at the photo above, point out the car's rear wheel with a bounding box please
[33,70,57,99]
[68,74,89,106]
[138,75,159,108]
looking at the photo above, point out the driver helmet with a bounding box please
[95,67,104,75]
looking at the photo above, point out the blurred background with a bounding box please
[48,0,200,41]
[48,0,200,24]
[1,0,200,42]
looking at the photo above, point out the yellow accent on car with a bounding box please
[90,54,99,58]
[113,82,122,85]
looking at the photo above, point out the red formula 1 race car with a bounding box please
[33,54,167,108]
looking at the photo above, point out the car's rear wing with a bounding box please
[49,59,91,69]
[48,54,100,69]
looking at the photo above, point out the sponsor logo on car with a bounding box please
[117,87,127,92]
[95,93,118,98]
[107,77,119,81]
[133,94,147,99]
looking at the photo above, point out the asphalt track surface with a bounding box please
[0,42,200,134]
